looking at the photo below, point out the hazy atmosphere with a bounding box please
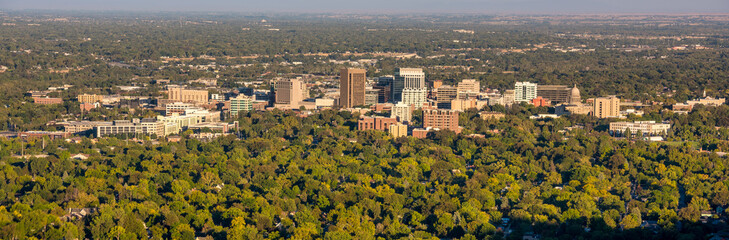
[2,0,729,238]
[2,0,728,13]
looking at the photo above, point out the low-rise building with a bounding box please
[26,91,51,98]
[621,109,644,116]
[457,79,480,96]
[80,102,98,112]
[33,97,63,105]
[60,121,113,134]
[686,97,725,107]
[480,111,505,120]
[18,131,72,140]
[252,101,268,110]
[159,109,220,131]
[190,78,217,86]
[489,90,516,107]
[412,128,431,139]
[672,103,693,112]
[77,94,104,103]
[210,94,224,101]
[609,121,671,136]
[530,114,559,119]
[315,98,336,108]
[555,103,593,116]
[389,123,408,138]
[358,116,398,131]
[168,87,208,104]
[503,90,515,106]
[187,122,235,133]
[61,208,97,222]
[530,96,551,107]
[229,95,253,117]
[371,103,394,112]
[451,99,487,112]
[166,102,195,116]
[95,119,167,138]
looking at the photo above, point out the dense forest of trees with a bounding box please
[2,109,729,239]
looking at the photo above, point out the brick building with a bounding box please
[423,109,462,133]
[358,116,398,131]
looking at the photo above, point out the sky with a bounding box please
[1,0,728,14]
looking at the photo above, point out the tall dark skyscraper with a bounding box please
[339,68,366,108]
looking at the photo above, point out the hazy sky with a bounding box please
[1,0,728,14]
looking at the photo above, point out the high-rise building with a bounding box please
[435,86,458,109]
[391,102,413,122]
[537,85,571,103]
[230,95,253,116]
[423,109,461,133]
[365,88,380,105]
[402,88,427,107]
[514,82,537,103]
[393,68,427,107]
[168,87,208,104]
[374,76,393,103]
[593,96,621,118]
[391,77,404,103]
[275,78,307,107]
[340,68,367,108]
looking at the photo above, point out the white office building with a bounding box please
[609,121,671,136]
[514,82,537,103]
[393,68,427,107]
[390,102,413,122]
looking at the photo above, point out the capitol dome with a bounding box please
[569,85,581,104]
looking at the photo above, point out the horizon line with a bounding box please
[2,9,729,16]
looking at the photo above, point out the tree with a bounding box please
[435,211,455,237]
[620,208,642,229]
